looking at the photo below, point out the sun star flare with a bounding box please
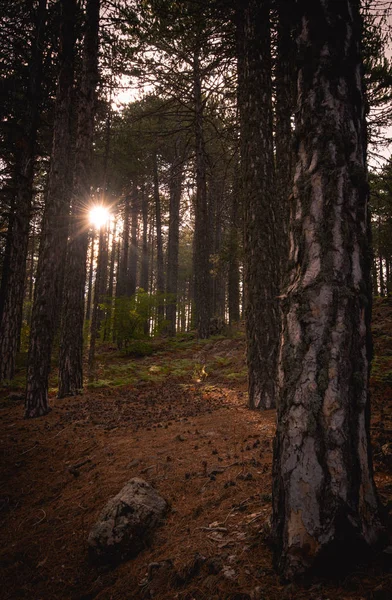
[89,205,110,228]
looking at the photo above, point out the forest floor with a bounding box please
[0,300,392,600]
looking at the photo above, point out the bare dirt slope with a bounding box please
[0,302,391,600]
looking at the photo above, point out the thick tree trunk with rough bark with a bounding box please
[166,142,183,336]
[58,0,100,398]
[193,48,211,339]
[25,0,75,418]
[238,0,279,409]
[272,0,384,580]
[0,0,46,382]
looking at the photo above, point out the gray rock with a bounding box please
[88,478,167,565]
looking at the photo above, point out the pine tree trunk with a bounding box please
[25,0,75,417]
[103,220,116,341]
[193,48,211,338]
[117,195,130,298]
[85,231,95,321]
[275,0,295,288]
[140,185,150,335]
[272,0,384,580]
[228,170,240,325]
[153,152,165,327]
[238,0,279,409]
[58,0,100,398]
[210,176,226,321]
[379,255,385,296]
[127,185,138,298]
[140,186,149,294]
[166,143,183,336]
[88,225,108,373]
[0,0,46,382]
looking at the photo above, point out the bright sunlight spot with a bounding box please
[89,205,110,228]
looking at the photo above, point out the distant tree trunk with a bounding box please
[140,185,150,335]
[25,0,75,417]
[117,195,130,298]
[127,185,138,298]
[379,254,385,296]
[0,0,46,382]
[372,254,378,295]
[58,0,100,398]
[85,231,95,321]
[228,172,240,325]
[107,221,116,298]
[209,174,226,321]
[166,143,183,336]
[272,0,384,580]
[238,0,279,409]
[103,219,116,341]
[193,47,211,338]
[153,151,165,327]
[140,186,149,293]
[275,0,295,287]
[88,224,108,373]
[28,216,36,305]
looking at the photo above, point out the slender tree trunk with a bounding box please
[372,253,379,295]
[211,179,226,320]
[140,186,149,293]
[88,225,108,373]
[140,185,150,335]
[28,216,36,305]
[275,0,295,288]
[193,48,211,338]
[238,0,279,409]
[379,255,385,296]
[102,220,117,341]
[117,196,130,298]
[228,170,240,325]
[25,0,76,417]
[0,0,46,382]
[272,0,384,580]
[153,151,165,327]
[127,185,138,298]
[149,211,155,333]
[85,231,95,321]
[58,0,100,398]
[166,143,183,336]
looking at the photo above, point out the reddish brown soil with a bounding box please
[1,302,391,600]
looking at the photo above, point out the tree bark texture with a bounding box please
[0,0,46,382]
[25,0,75,417]
[239,0,279,409]
[272,0,384,580]
[58,0,100,398]
[193,48,211,339]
